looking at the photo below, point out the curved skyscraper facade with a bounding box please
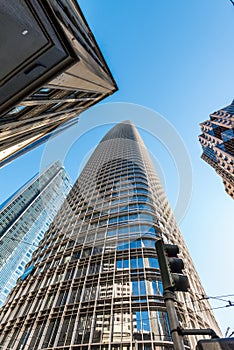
[0,122,220,350]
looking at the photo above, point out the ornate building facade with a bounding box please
[0,122,220,350]
[199,100,234,198]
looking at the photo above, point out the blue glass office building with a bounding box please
[0,161,72,306]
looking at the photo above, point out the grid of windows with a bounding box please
[0,161,72,306]
[199,100,234,198]
[0,122,221,350]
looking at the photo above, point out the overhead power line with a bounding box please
[197,303,234,313]
[198,295,234,304]
[210,294,234,299]
[195,292,234,304]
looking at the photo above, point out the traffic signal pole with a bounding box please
[156,239,222,350]
[156,239,187,350]
[163,290,186,350]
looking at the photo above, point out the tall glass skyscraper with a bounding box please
[0,122,220,350]
[0,161,72,306]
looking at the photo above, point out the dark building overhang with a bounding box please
[0,0,117,166]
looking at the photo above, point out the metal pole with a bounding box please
[163,290,186,350]
[181,328,219,338]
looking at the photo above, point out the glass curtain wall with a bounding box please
[0,122,220,350]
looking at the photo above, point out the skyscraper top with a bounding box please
[217,99,234,115]
[100,120,142,143]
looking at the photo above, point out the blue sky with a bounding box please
[1,0,234,334]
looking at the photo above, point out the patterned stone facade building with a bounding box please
[199,100,234,198]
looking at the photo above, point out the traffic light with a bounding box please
[156,239,189,292]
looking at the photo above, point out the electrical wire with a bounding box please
[181,291,234,314]
[196,304,234,313]
[193,292,234,304]
[210,294,234,299]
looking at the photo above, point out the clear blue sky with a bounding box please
[1,0,234,334]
